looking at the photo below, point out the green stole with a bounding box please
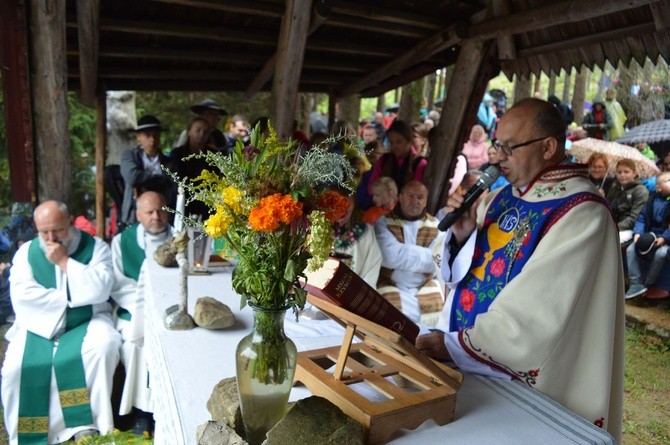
[117,224,145,321]
[18,233,95,444]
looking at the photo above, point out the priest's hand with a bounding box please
[45,241,68,271]
[444,189,482,244]
[416,331,450,361]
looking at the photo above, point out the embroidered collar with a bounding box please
[333,222,367,250]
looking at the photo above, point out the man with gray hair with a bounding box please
[2,200,121,444]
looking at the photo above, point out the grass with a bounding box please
[622,328,670,445]
[0,325,667,444]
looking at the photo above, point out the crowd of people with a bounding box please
[2,91,668,444]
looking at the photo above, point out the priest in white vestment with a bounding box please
[110,191,173,433]
[375,181,445,326]
[2,201,121,444]
[417,98,624,442]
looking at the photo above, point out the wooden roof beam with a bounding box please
[75,0,99,107]
[330,0,444,29]
[492,0,515,60]
[336,23,465,98]
[650,0,670,31]
[67,17,278,46]
[148,0,284,17]
[469,0,660,40]
[517,22,658,59]
[244,0,329,100]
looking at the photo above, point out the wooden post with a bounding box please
[29,0,71,204]
[95,91,106,238]
[327,89,337,132]
[398,77,425,123]
[571,65,588,124]
[562,69,572,104]
[337,95,361,131]
[513,74,532,103]
[425,40,495,212]
[548,71,557,97]
[271,0,313,139]
[0,0,36,204]
[75,0,99,107]
[426,72,437,111]
[245,0,329,101]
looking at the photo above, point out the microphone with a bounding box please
[438,164,501,231]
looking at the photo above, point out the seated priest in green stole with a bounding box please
[2,200,121,444]
[110,191,173,435]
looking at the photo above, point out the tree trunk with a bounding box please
[337,94,360,130]
[548,71,557,97]
[426,72,437,111]
[533,74,541,97]
[596,66,607,100]
[105,91,137,166]
[513,74,532,104]
[562,69,572,104]
[398,77,425,123]
[571,65,588,125]
[377,94,386,113]
[30,0,71,204]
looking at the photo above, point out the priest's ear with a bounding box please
[542,136,560,160]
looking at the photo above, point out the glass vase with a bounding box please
[235,304,297,445]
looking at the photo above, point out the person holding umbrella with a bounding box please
[587,153,615,197]
[582,99,612,140]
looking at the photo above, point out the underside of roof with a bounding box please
[64,0,670,98]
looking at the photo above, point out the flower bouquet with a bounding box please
[169,122,356,443]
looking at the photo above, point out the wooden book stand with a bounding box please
[294,294,463,444]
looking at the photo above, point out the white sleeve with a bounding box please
[444,331,512,380]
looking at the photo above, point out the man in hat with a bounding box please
[2,200,121,443]
[175,98,229,153]
[120,115,176,230]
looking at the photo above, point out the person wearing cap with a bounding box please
[174,98,229,154]
[120,115,176,230]
[624,171,670,299]
[582,99,613,140]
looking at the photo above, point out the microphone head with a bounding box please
[480,164,501,186]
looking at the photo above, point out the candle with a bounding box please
[174,186,185,232]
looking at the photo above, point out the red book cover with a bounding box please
[301,258,420,343]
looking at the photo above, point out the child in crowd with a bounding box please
[606,159,649,244]
[362,177,398,224]
[625,171,670,299]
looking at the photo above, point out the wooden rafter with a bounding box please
[75,0,99,107]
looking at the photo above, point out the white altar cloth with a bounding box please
[142,257,615,445]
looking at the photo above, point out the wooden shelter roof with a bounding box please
[64,0,670,101]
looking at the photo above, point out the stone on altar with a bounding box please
[195,297,236,329]
[207,377,244,435]
[196,420,247,445]
[154,237,177,267]
[263,396,364,445]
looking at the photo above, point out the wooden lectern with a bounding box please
[294,295,463,444]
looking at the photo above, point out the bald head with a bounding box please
[136,191,169,234]
[34,200,73,244]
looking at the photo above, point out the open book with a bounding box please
[300,258,420,343]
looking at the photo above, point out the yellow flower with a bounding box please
[204,206,234,237]
[222,186,243,214]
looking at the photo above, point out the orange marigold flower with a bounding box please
[277,195,303,224]
[316,191,349,223]
[248,206,280,232]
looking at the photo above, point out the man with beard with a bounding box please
[110,191,173,436]
[374,181,445,326]
[2,201,121,444]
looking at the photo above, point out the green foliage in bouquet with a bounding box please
[168,123,357,316]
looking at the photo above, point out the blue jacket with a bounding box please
[633,192,670,242]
